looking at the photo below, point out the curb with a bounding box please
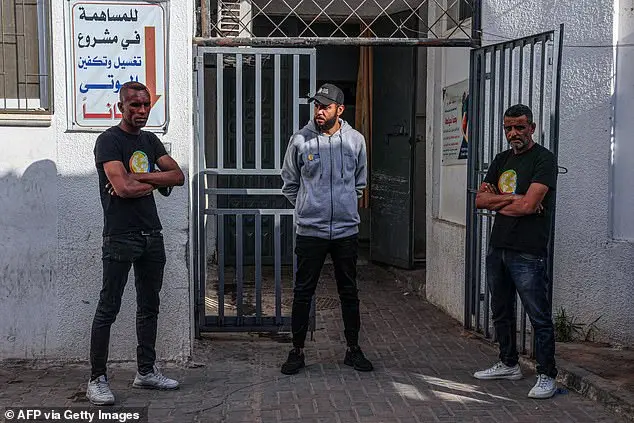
[518,355,634,422]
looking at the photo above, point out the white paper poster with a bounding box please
[442,80,469,165]
[66,1,168,132]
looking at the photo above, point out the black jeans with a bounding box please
[292,234,361,349]
[486,247,557,378]
[90,231,166,379]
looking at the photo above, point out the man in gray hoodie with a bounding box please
[280,83,373,375]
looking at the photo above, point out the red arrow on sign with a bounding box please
[145,26,161,108]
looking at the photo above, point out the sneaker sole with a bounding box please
[473,373,523,381]
[132,382,180,390]
[344,358,374,372]
[86,394,115,406]
[528,389,557,399]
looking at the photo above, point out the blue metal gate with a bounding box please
[193,47,316,333]
[464,26,564,354]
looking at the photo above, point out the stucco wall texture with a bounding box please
[0,1,194,360]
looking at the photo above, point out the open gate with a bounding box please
[191,0,482,334]
[193,47,317,333]
[465,26,564,354]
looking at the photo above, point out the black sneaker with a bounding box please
[281,348,305,375]
[344,346,373,372]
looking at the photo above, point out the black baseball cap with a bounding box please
[308,83,344,106]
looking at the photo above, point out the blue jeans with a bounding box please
[90,231,166,379]
[486,248,557,378]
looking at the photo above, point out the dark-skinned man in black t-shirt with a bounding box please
[473,104,558,399]
[86,81,184,406]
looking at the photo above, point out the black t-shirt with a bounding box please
[484,143,557,257]
[94,126,168,236]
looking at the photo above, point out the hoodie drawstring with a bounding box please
[339,130,344,179]
[318,137,322,179]
[308,119,345,180]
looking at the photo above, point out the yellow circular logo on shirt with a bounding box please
[498,169,517,194]
[129,150,150,174]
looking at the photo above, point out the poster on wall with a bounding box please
[442,80,469,165]
[65,1,169,132]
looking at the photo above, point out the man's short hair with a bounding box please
[119,81,150,102]
[504,104,533,123]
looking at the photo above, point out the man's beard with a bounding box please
[315,115,338,132]
[509,137,530,152]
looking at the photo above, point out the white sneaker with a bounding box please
[86,375,115,405]
[473,361,523,380]
[133,365,179,390]
[528,374,557,399]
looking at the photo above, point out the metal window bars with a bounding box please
[196,0,479,47]
[0,0,52,112]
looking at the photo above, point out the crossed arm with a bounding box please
[475,182,549,217]
[104,155,185,199]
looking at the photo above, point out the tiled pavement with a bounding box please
[0,264,624,423]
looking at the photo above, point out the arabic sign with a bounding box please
[442,80,469,165]
[66,1,168,131]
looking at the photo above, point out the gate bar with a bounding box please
[218,216,225,324]
[507,46,513,111]
[274,214,282,325]
[528,43,535,110]
[236,216,244,324]
[476,51,486,332]
[465,48,478,328]
[255,215,262,325]
[217,53,224,169]
[274,55,281,170]
[193,37,476,48]
[236,53,243,170]
[518,41,524,104]
[538,39,547,145]
[201,316,292,332]
[293,55,300,134]
[194,52,206,338]
[255,54,262,170]
[497,47,506,154]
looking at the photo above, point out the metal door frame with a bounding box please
[464,25,564,355]
[192,47,316,334]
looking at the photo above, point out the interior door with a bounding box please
[370,46,416,269]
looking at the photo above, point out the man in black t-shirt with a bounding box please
[86,82,185,406]
[473,104,558,399]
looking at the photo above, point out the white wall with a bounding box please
[0,0,194,360]
[425,2,471,321]
[613,1,634,240]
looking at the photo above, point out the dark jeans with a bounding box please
[486,247,557,378]
[292,234,360,349]
[90,231,166,379]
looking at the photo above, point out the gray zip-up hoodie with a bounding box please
[281,119,367,240]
